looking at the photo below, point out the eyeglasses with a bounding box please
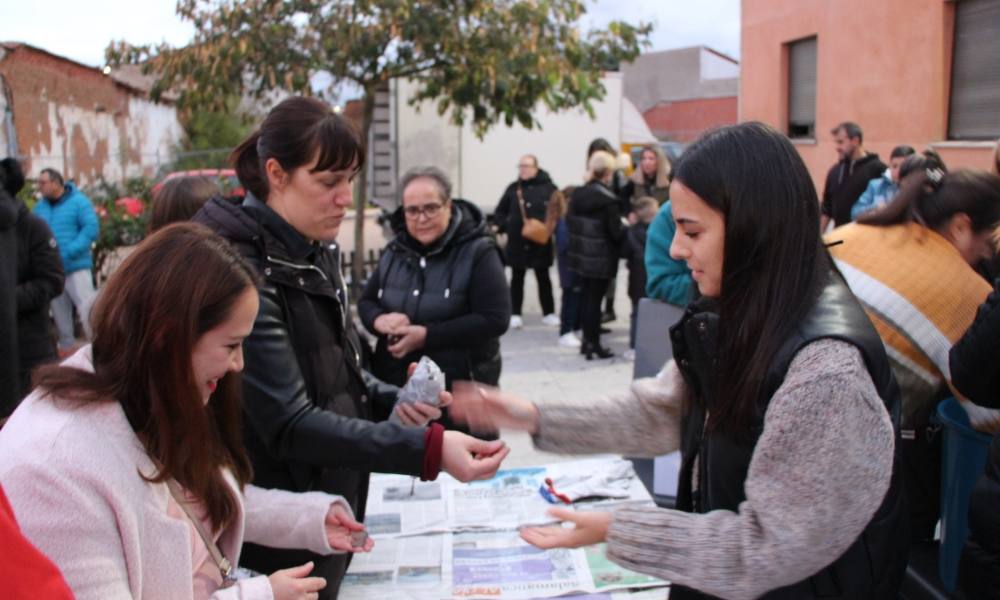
[517,163,535,169]
[403,202,445,220]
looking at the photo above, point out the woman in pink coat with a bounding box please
[0,222,372,600]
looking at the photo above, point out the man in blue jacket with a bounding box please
[33,169,98,352]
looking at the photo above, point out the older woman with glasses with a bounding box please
[359,167,511,434]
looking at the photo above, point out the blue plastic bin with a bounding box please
[937,397,992,592]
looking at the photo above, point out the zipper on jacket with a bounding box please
[265,255,329,281]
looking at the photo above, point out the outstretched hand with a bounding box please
[519,508,612,549]
[449,381,540,435]
[324,504,374,553]
[441,431,510,482]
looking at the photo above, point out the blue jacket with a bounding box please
[850,169,898,220]
[644,201,693,306]
[33,183,99,273]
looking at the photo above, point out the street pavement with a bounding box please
[495,266,636,467]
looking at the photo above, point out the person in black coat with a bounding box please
[359,167,510,431]
[619,196,658,356]
[0,160,19,418]
[567,151,626,359]
[4,158,64,399]
[949,276,1000,600]
[193,97,508,599]
[494,155,558,327]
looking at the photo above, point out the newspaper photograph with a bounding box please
[449,467,558,530]
[364,474,451,537]
[340,533,448,600]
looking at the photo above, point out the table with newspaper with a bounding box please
[340,456,671,600]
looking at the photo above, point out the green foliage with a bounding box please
[16,179,37,211]
[171,99,252,171]
[83,177,153,283]
[106,0,651,138]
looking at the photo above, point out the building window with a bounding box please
[948,0,1000,140]
[787,36,817,139]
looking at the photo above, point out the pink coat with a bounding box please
[0,348,348,600]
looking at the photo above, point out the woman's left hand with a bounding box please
[325,504,374,553]
[388,325,427,358]
[519,508,612,549]
[393,362,453,426]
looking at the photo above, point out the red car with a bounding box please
[150,168,245,198]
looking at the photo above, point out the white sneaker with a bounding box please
[509,315,524,329]
[623,349,636,361]
[541,313,561,327]
[559,332,582,348]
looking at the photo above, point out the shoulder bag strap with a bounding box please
[166,479,235,586]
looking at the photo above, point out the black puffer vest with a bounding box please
[669,270,908,599]
[371,199,502,387]
[567,182,620,279]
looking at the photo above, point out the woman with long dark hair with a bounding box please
[0,223,373,600]
[453,122,907,599]
[194,96,508,597]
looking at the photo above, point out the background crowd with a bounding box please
[2,98,1000,600]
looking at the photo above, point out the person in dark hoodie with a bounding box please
[949,273,1000,600]
[568,150,626,359]
[820,121,886,230]
[493,155,559,329]
[1,158,64,399]
[359,167,510,430]
[0,159,20,418]
[193,96,509,599]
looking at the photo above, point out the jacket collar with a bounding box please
[243,193,319,261]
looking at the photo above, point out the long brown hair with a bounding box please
[34,223,258,530]
[149,176,221,232]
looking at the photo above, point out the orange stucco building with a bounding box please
[741,0,999,193]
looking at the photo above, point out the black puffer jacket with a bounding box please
[949,277,1000,600]
[15,201,64,393]
[567,181,625,279]
[359,199,510,389]
[0,188,18,417]
[494,170,557,270]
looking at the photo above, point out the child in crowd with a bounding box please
[621,196,659,360]
[554,186,582,347]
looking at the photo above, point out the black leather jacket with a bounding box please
[195,195,430,508]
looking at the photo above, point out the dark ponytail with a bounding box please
[859,166,1000,234]
[230,96,365,201]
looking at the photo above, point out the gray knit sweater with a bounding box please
[533,339,895,600]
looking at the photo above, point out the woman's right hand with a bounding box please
[373,312,410,335]
[449,382,541,435]
[268,561,326,600]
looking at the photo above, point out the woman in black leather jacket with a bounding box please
[195,97,508,599]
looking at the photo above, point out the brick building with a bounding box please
[741,0,1000,191]
[0,42,183,185]
[622,46,740,143]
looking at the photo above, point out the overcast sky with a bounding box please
[1,0,741,69]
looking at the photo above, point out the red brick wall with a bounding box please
[0,46,180,185]
[642,96,738,142]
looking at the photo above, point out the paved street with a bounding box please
[495,266,635,467]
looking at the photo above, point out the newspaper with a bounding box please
[364,474,451,537]
[449,467,558,530]
[343,457,670,599]
[340,534,447,600]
